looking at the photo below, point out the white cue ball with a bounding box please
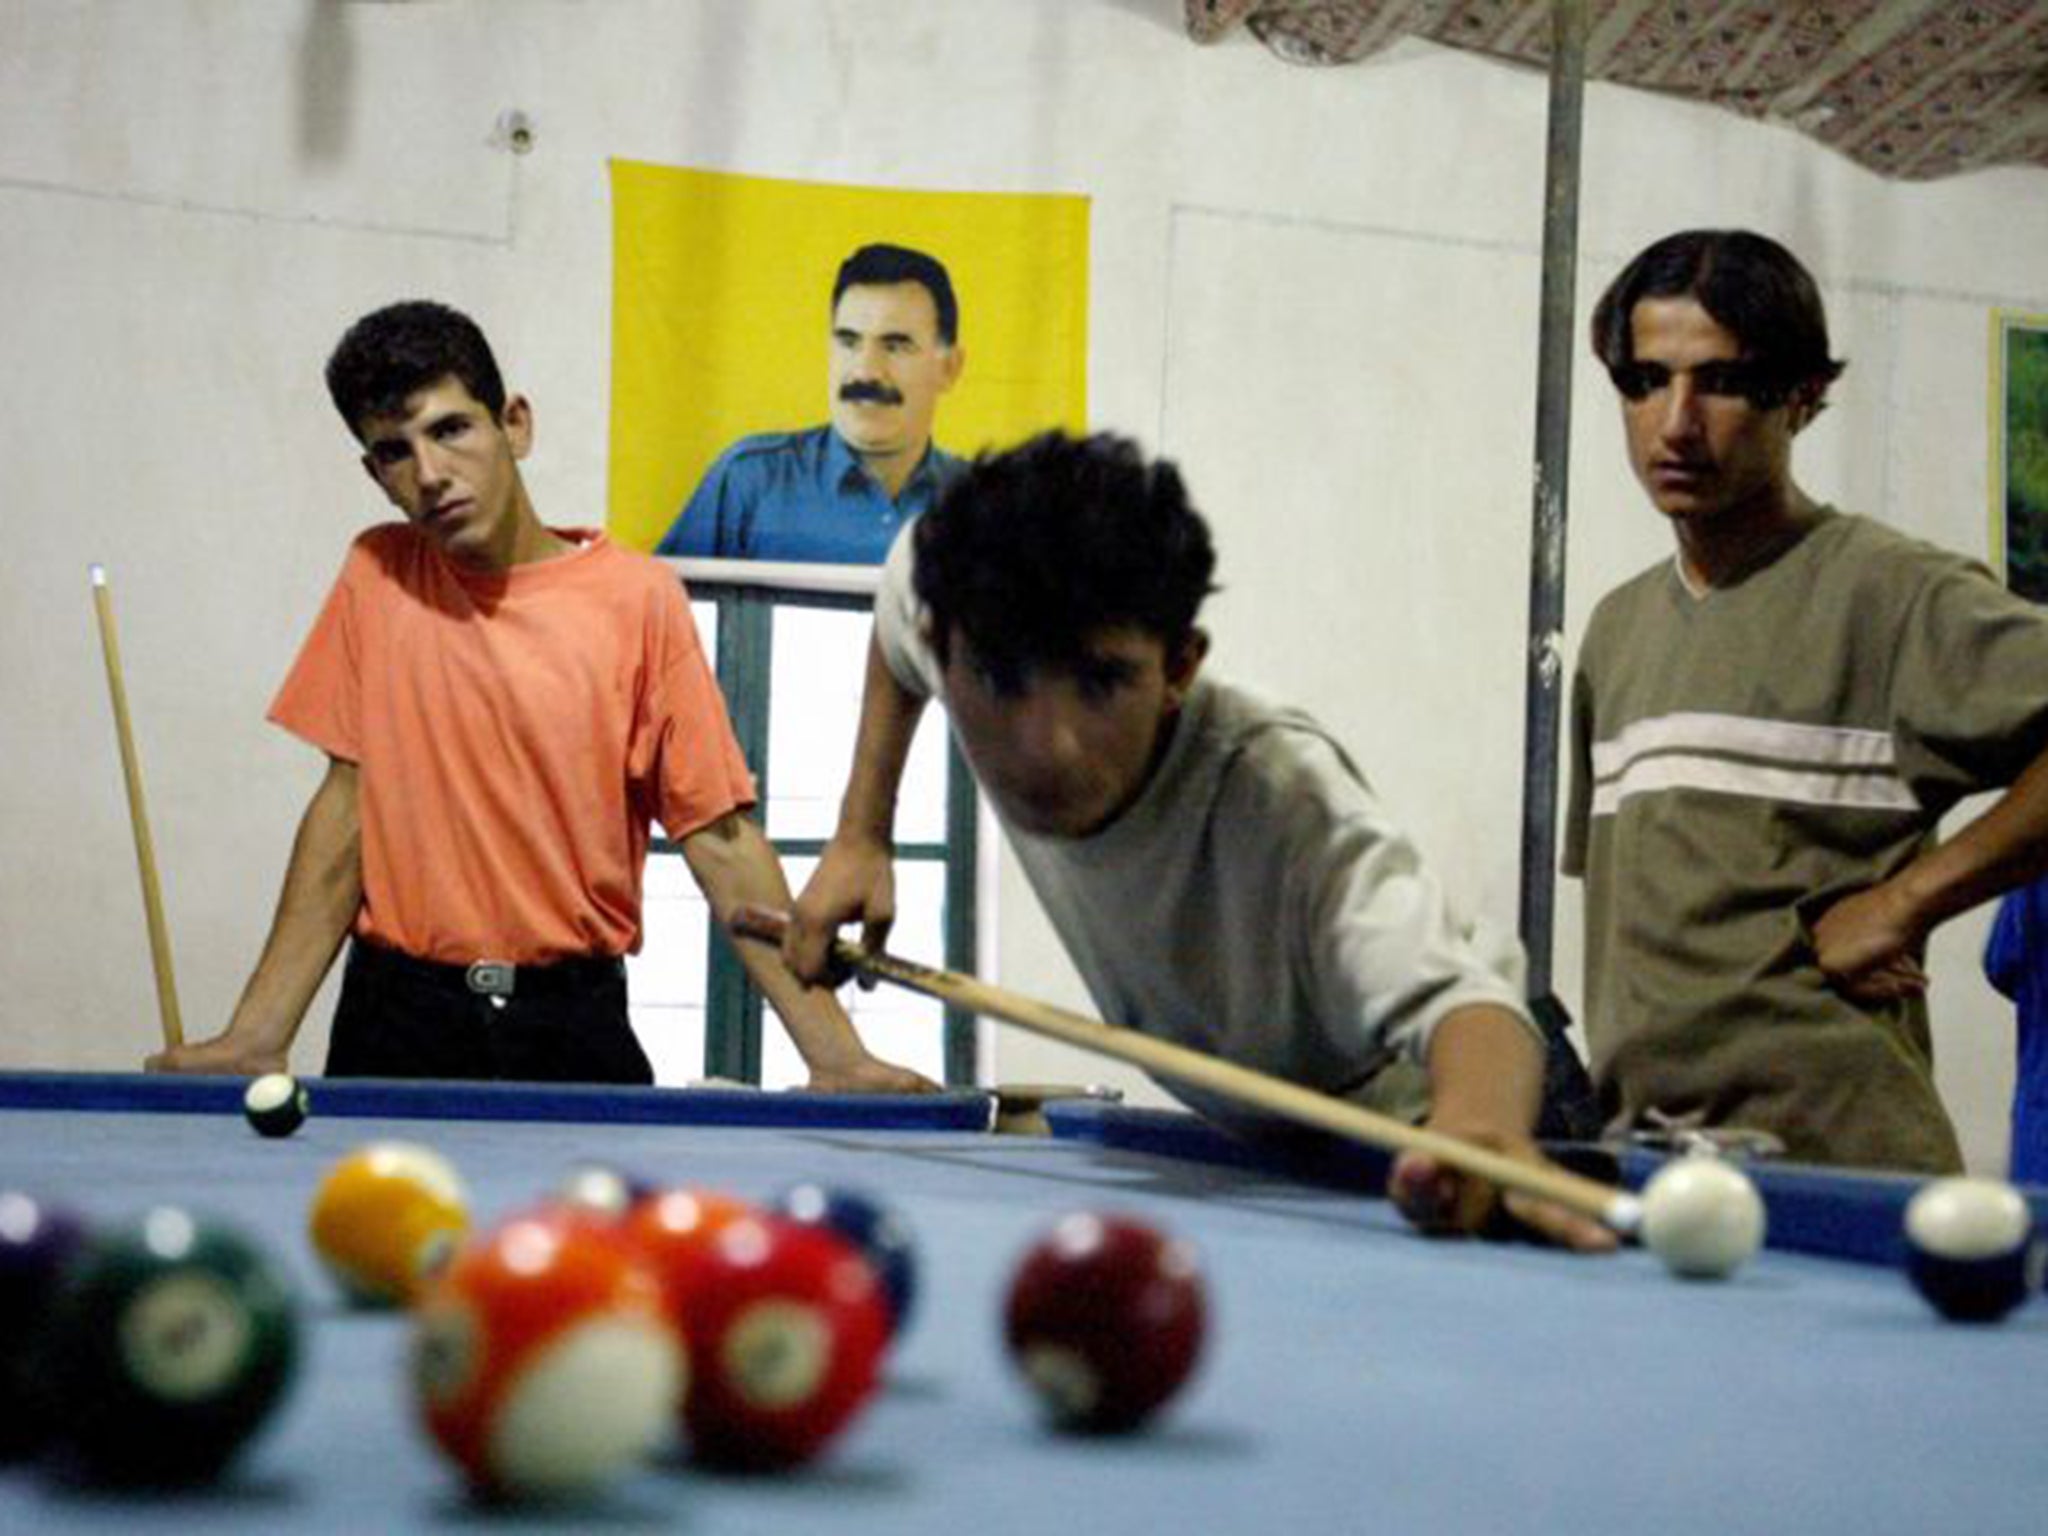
[1640,1156,1767,1279]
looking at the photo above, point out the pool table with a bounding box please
[1,1069,2044,1534]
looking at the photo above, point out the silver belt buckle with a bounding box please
[466,960,515,998]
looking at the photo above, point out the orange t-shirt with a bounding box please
[270,525,755,964]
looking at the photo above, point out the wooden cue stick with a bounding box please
[731,907,1642,1235]
[90,564,185,1049]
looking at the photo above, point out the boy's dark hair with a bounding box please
[913,431,1217,684]
[1590,230,1847,410]
[325,301,507,437]
[834,243,959,345]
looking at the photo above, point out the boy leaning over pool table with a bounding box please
[782,429,1614,1250]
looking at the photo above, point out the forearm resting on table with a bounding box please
[682,811,914,1085]
[152,758,362,1072]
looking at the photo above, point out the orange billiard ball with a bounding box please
[411,1206,679,1499]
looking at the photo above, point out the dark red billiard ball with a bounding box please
[1903,1175,2044,1323]
[771,1183,918,1339]
[1004,1211,1207,1434]
[411,1205,679,1499]
[0,1190,89,1458]
[41,1207,301,1485]
[656,1212,888,1471]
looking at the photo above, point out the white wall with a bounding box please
[4,1,2042,1171]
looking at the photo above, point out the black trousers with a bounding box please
[326,940,654,1085]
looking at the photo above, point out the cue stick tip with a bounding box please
[90,562,107,587]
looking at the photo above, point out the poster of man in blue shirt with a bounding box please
[656,243,967,565]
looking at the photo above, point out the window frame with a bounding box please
[653,577,980,1086]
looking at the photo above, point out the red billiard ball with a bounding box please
[656,1213,889,1471]
[771,1183,918,1340]
[411,1206,679,1499]
[1004,1211,1207,1434]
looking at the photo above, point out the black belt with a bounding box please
[353,939,624,1001]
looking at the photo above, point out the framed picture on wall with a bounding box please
[1994,310,2048,602]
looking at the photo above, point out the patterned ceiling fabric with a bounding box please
[1185,1,2048,181]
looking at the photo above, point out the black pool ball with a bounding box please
[1004,1211,1207,1434]
[772,1182,919,1337]
[1903,1175,2044,1323]
[0,1190,89,1457]
[242,1073,308,1138]
[42,1207,302,1484]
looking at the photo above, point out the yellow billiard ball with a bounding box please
[308,1142,469,1307]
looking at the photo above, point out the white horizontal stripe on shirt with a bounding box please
[1589,751,1919,816]
[1590,711,1897,780]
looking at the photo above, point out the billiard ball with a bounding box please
[0,1190,89,1458]
[412,1206,679,1499]
[309,1141,469,1306]
[242,1072,308,1138]
[556,1163,653,1221]
[1902,1175,2044,1323]
[651,1212,888,1470]
[1639,1155,1767,1279]
[770,1182,918,1338]
[41,1207,300,1485]
[621,1186,759,1275]
[1004,1211,1207,1434]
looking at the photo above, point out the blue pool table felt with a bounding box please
[3,1072,2045,1534]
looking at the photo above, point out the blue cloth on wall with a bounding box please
[1986,877,2048,1185]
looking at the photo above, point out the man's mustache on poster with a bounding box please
[840,380,903,407]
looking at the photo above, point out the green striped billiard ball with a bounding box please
[243,1073,308,1138]
[43,1208,301,1484]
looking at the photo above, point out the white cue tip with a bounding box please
[90,563,107,587]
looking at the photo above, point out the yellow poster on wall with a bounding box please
[608,161,1090,564]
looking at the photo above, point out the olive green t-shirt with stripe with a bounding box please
[1565,509,2048,1172]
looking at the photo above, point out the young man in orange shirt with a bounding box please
[149,301,928,1091]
